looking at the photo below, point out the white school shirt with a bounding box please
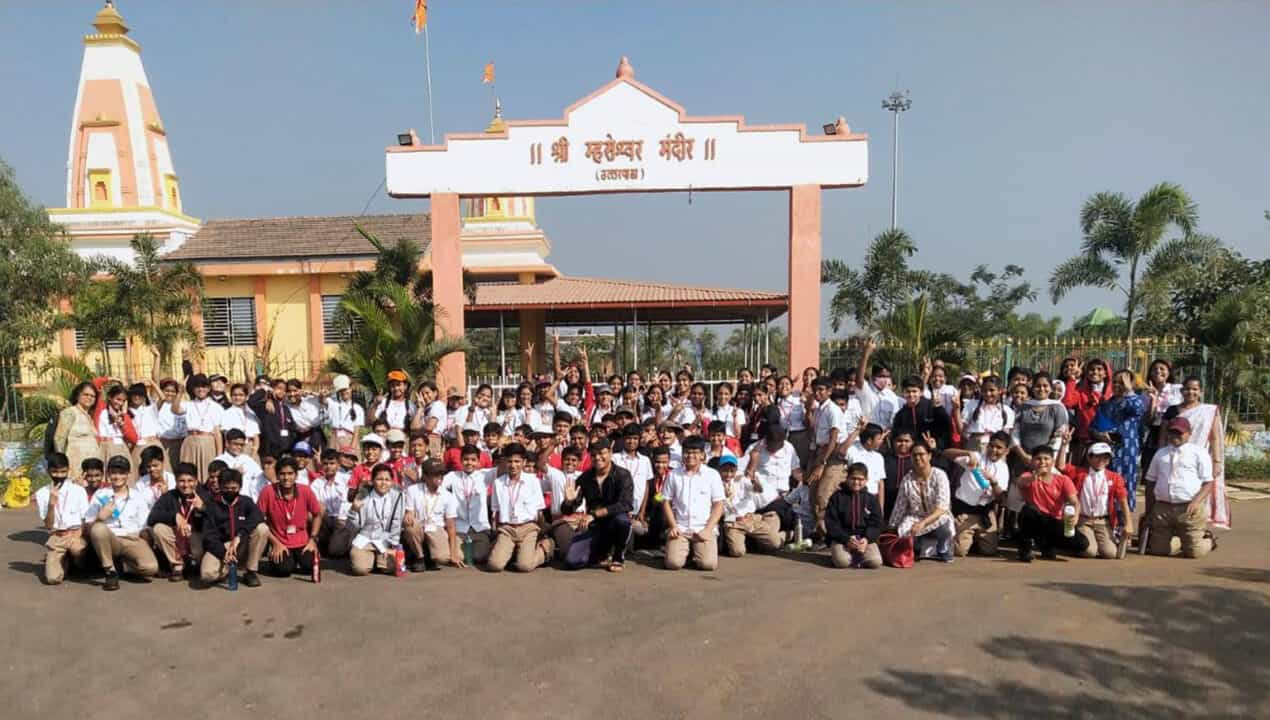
[554,399,581,422]
[287,397,323,432]
[856,382,900,430]
[1147,444,1212,504]
[184,398,224,433]
[352,488,406,552]
[35,482,90,532]
[743,440,796,506]
[923,384,959,417]
[213,451,264,493]
[405,484,459,532]
[1078,468,1112,518]
[135,471,176,507]
[542,466,584,516]
[325,398,364,436]
[96,410,124,442]
[640,403,674,423]
[310,475,349,520]
[671,404,698,428]
[374,399,412,431]
[666,441,683,470]
[86,487,149,536]
[442,469,493,533]
[711,404,746,438]
[844,442,885,494]
[776,394,806,432]
[490,472,546,525]
[423,399,448,432]
[613,450,653,513]
[952,452,1010,508]
[460,404,492,433]
[221,405,260,439]
[665,465,725,534]
[156,403,187,440]
[813,400,848,448]
[961,400,1016,436]
[722,476,760,521]
[131,405,162,439]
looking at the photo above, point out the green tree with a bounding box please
[1049,182,1204,359]
[878,294,967,370]
[69,280,128,374]
[822,229,950,332]
[1188,281,1270,432]
[0,159,91,356]
[326,226,469,396]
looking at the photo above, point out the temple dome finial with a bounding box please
[93,1,129,35]
[616,56,634,80]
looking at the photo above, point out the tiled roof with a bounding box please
[166,213,430,260]
[470,276,786,308]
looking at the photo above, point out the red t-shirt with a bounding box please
[256,484,323,549]
[349,462,401,490]
[1021,472,1077,519]
[443,447,492,472]
[547,449,591,472]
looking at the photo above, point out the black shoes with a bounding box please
[410,560,428,573]
[425,559,440,572]
[103,570,120,591]
[1017,542,1034,563]
[242,570,261,588]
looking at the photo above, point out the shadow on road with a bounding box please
[867,582,1270,719]
[8,529,46,546]
[1199,566,1270,584]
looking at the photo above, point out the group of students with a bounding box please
[33,342,1228,589]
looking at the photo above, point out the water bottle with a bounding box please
[1062,504,1077,538]
[461,535,475,565]
[971,467,990,490]
[227,561,239,591]
[794,520,804,550]
[311,548,321,584]
[393,547,407,577]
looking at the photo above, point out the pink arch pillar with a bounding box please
[430,193,466,390]
[788,184,821,376]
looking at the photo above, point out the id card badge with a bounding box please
[285,525,297,535]
[280,430,290,438]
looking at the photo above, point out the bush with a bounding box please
[1226,455,1270,481]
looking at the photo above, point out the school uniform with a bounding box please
[156,402,188,473]
[1062,464,1128,559]
[129,404,164,476]
[213,451,266,497]
[347,487,407,575]
[134,470,176,508]
[1145,445,1213,558]
[35,481,90,584]
[776,394,810,469]
[856,382,900,430]
[487,472,549,572]
[663,465,725,571]
[180,398,223,481]
[542,466,584,557]
[85,487,160,578]
[247,389,297,460]
[403,484,459,564]
[951,453,1010,557]
[891,399,953,451]
[825,486,884,569]
[1017,472,1088,557]
[256,484,324,576]
[310,474,353,557]
[812,400,849,535]
[372,398,415,432]
[720,475,780,557]
[200,492,270,582]
[561,464,635,568]
[146,487,213,569]
[442,469,494,564]
[221,405,261,460]
[612,450,653,518]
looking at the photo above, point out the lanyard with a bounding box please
[507,478,523,521]
[225,496,239,538]
[178,497,195,523]
[191,399,211,429]
[108,490,131,526]
[275,486,299,525]
[373,492,400,531]
[422,490,438,525]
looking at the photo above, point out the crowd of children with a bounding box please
[35,338,1228,589]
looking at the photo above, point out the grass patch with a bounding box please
[1227,455,1270,482]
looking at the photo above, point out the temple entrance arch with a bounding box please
[385,56,868,388]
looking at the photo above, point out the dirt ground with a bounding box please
[3,499,1268,720]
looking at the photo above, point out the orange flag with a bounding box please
[413,0,427,34]
[482,62,495,84]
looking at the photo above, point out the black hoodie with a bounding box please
[146,487,214,533]
[202,492,263,560]
[825,486,883,545]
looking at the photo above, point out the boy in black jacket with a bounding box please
[146,462,214,581]
[199,468,270,588]
[825,463,883,569]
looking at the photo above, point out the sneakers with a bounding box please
[1040,548,1058,560]
[424,559,440,572]
[1204,531,1218,552]
[168,563,185,582]
[410,560,428,573]
[1017,541,1034,563]
[242,570,261,588]
[103,570,120,591]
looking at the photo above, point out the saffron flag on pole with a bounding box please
[482,62,495,84]
[413,0,427,34]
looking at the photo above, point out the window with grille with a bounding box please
[203,297,257,347]
[322,295,361,343]
[74,329,125,351]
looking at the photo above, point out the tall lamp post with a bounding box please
[881,90,912,230]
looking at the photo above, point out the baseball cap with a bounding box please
[1167,417,1192,434]
[360,433,386,449]
[715,455,738,468]
[292,441,313,456]
[208,374,228,383]
[385,428,408,445]
[446,385,463,399]
[421,459,445,476]
[338,445,359,458]
[1088,442,1113,457]
[386,369,409,383]
[659,421,683,433]
[332,374,351,391]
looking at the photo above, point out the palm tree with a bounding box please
[21,356,95,445]
[1049,182,1204,360]
[1189,284,1270,433]
[325,225,469,396]
[877,294,967,372]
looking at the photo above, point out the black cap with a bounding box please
[106,455,131,473]
[588,438,612,454]
[682,436,708,452]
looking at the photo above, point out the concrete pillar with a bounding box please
[431,193,466,390]
[307,275,324,380]
[58,297,76,358]
[788,184,822,375]
[518,308,546,377]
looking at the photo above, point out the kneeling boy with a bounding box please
[35,452,90,585]
[825,463,883,568]
[86,456,159,591]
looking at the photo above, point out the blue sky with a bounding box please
[2,1,1267,335]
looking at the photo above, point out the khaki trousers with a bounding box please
[1148,501,1212,558]
[44,532,88,585]
[487,523,551,573]
[1076,516,1118,559]
[722,513,782,557]
[665,533,719,571]
[830,541,883,569]
[460,528,492,565]
[317,519,354,558]
[954,511,1000,557]
[349,546,397,576]
[813,463,847,536]
[88,523,159,576]
[199,524,270,582]
[150,523,205,567]
[403,525,451,564]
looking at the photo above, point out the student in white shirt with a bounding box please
[155,378,187,473]
[542,446,585,558]
[85,455,160,590]
[135,445,176,507]
[487,443,552,573]
[809,380,849,540]
[325,374,364,449]
[222,383,262,459]
[213,429,267,499]
[663,437,725,571]
[715,456,780,557]
[311,449,353,558]
[844,423,887,497]
[181,374,224,484]
[127,381,164,476]
[712,382,747,441]
[743,424,798,508]
[613,425,653,518]
[373,369,416,431]
[347,464,407,575]
[34,452,90,585]
[1144,417,1214,558]
[402,459,464,571]
[960,378,1016,450]
[855,338,900,429]
[442,445,495,565]
[944,431,1011,557]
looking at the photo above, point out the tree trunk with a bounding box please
[1125,256,1139,371]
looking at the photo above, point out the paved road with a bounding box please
[3,501,1267,719]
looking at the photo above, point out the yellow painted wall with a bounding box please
[265,275,310,366]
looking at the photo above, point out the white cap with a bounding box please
[1088,442,1113,457]
[360,433,385,449]
[332,374,350,391]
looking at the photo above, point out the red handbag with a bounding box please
[878,531,914,568]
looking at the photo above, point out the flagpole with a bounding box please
[423,23,436,144]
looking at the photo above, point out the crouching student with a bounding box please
[944,431,1011,557]
[559,439,634,571]
[716,456,780,558]
[663,437,725,571]
[1060,441,1131,559]
[86,456,160,591]
[1015,445,1087,561]
[403,459,465,572]
[1144,417,1214,558]
[146,462,211,581]
[347,464,407,575]
[34,452,90,585]
[256,457,323,579]
[442,445,494,566]
[200,469,269,587]
[632,446,673,553]
[487,444,553,573]
[888,441,955,563]
[824,463,883,568]
[135,446,175,506]
[542,445,585,559]
[311,449,353,558]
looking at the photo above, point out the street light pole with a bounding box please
[881,90,912,230]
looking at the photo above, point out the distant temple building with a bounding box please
[45,3,787,383]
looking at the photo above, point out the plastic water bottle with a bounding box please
[311,548,321,584]
[393,547,407,577]
[971,467,990,490]
[227,561,239,591]
[1062,504,1077,538]
[461,535,475,565]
